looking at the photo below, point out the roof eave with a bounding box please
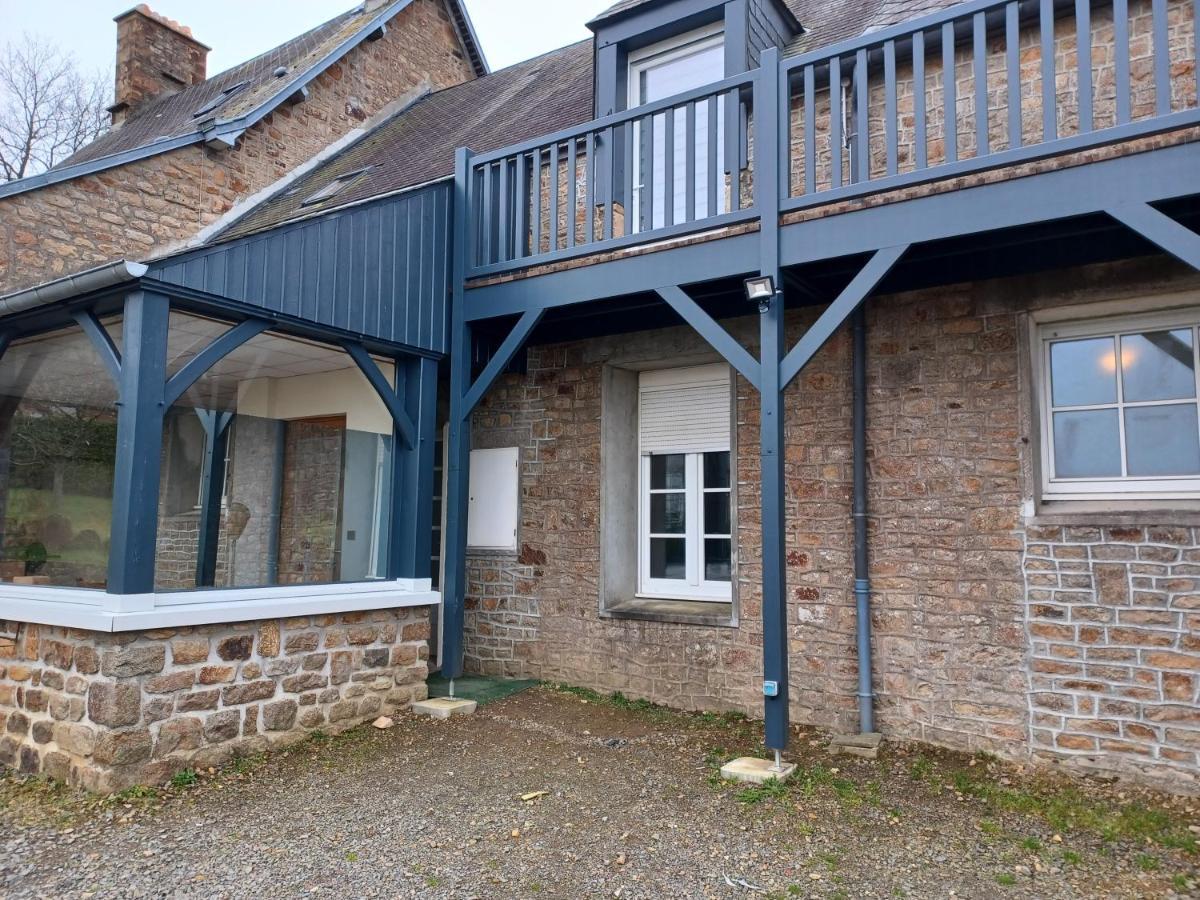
[0,0,450,202]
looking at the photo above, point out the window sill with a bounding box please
[0,580,438,633]
[602,597,736,627]
[1030,499,1200,527]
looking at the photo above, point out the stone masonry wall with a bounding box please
[464,255,1200,788]
[1025,524,1200,784]
[0,0,475,294]
[0,608,431,792]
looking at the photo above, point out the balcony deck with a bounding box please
[460,0,1199,300]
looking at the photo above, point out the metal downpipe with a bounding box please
[852,305,875,735]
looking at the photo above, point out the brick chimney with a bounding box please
[109,5,211,125]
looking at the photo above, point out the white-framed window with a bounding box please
[1037,308,1200,500]
[638,364,733,601]
[628,23,726,230]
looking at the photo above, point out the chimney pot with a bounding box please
[110,5,211,125]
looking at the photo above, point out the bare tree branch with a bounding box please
[0,34,110,182]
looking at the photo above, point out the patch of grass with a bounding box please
[1134,853,1159,872]
[1174,874,1192,891]
[425,876,441,888]
[945,766,1198,854]
[169,769,199,790]
[736,777,790,805]
[908,755,935,783]
[995,873,1017,887]
[819,852,840,872]
[1021,837,1042,853]
[1061,850,1081,866]
[230,753,266,776]
[345,851,359,863]
[116,785,158,801]
[979,820,1002,836]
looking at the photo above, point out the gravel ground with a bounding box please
[2,685,1199,899]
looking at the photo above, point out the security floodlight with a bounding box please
[744,275,777,313]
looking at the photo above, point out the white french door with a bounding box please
[628,25,725,231]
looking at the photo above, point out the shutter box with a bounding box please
[638,363,732,455]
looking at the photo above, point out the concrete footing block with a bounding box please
[720,756,797,785]
[412,697,478,719]
[830,732,883,759]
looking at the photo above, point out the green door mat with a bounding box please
[426,674,538,706]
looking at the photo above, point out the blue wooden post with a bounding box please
[442,147,474,680]
[757,49,791,751]
[390,355,439,580]
[108,290,170,594]
[194,409,233,587]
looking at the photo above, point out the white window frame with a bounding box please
[1036,306,1200,501]
[627,23,726,230]
[636,364,733,602]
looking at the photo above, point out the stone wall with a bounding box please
[463,254,1200,787]
[1025,524,1200,783]
[0,0,476,295]
[0,608,431,792]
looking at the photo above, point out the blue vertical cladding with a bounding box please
[746,0,795,69]
[149,183,454,355]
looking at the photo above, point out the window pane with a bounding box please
[1125,405,1200,477]
[1050,337,1118,407]
[650,492,686,534]
[703,451,730,489]
[0,324,119,589]
[649,454,685,490]
[1121,330,1196,403]
[704,538,731,581]
[1053,409,1122,478]
[155,314,393,591]
[650,537,686,579]
[704,492,730,535]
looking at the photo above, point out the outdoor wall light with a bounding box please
[744,275,778,313]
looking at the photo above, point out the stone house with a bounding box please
[0,0,1199,795]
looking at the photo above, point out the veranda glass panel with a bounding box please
[0,323,120,588]
[155,313,394,590]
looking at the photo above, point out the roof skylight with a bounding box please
[192,81,250,119]
[300,168,372,207]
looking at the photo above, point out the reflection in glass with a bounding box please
[1050,337,1117,407]
[704,538,731,581]
[155,313,393,591]
[1053,409,1122,478]
[1125,405,1200,476]
[650,537,686,579]
[704,492,730,534]
[1121,330,1196,403]
[650,492,686,534]
[0,324,119,588]
[650,454,685,490]
[703,451,730,488]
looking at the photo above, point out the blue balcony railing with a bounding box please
[463,0,1199,279]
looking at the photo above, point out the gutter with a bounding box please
[0,260,147,317]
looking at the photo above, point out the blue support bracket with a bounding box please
[780,245,909,390]
[343,341,417,450]
[1108,204,1200,272]
[655,286,762,391]
[72,309,122,386]
[165,319,270,407]
[460,308,546,415]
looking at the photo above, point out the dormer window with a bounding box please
[628,24,725,229]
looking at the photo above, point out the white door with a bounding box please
[628,25,725,230]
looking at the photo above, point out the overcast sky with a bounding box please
[2,0,611,80]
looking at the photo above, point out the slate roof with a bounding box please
[0,0,486,200]
[214,0,968,242]
[216,39,596,241]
